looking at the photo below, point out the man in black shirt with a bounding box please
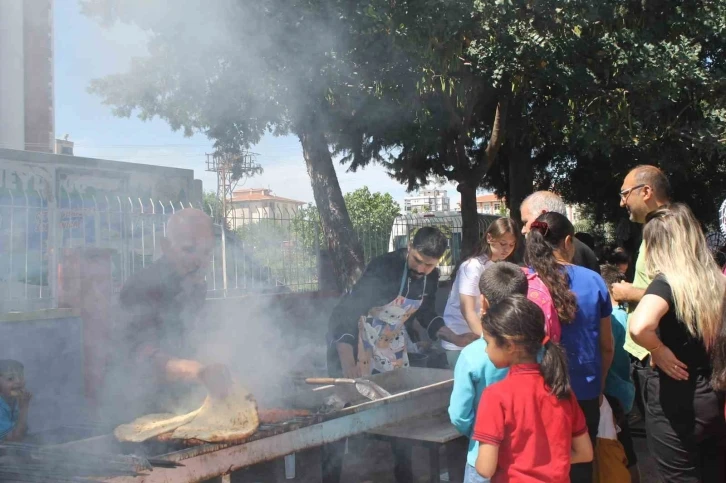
[520,191,600,274]
[324,227,475,483]
[103,209,225,423]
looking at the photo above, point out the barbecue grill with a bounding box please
[17,368,453,483]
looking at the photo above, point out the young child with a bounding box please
[473,295,593,481]
[0,360,31,442]
[600,264,639,483]
[448,262,529,483]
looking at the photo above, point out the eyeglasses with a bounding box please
[619,184,646,201]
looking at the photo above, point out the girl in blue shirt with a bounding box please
[525,212,614,483]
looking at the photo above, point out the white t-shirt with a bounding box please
[441,255,493,351]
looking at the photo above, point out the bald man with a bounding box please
[103,209,218,422]
[520,191,600,273]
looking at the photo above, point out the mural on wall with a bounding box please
[0,157,198,308]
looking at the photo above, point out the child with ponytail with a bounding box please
[473,295,593,481]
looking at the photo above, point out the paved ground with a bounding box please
[231,430,661,482]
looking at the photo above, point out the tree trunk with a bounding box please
[298,124,365,291]
[457,181,479,258]
[507,137,533,226]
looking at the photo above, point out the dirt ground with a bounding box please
[231,431,660,483]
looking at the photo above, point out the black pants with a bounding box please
[639,367,726,483]
[321,438,413,483]
[570,398,600,483]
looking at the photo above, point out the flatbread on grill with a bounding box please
[170,383,259,443]
[114,382,259,443]
[114,409,202,443]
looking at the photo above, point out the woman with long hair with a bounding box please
[525,211,614,483]
[442,218,518,368]
[630,203,726,482]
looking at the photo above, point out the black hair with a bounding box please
[411,226,448,259]
[574,232,595,251]
[482,295,572,399]
[478,262,529,306]
[608,247,630,267]
[524,212,578,324]
[600,264,625,287]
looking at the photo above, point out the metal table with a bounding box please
[366,411,465,483]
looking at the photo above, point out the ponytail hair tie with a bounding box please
[542,335,550,347]
[530,221,550,237]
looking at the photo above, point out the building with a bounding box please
[229,188,305,226]
[0,0,55,153]
[403,189,450,213]
[55,136,73,155]
[476,194,507,215]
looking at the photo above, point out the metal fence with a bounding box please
[0,190,322,313]
[1,190,499,313]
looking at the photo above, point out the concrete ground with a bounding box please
[231,430,660,483]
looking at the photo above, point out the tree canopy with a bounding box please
[84,0,726,277]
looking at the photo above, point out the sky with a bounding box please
[53,0,462,207]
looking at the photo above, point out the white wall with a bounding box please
[0,0,26,150]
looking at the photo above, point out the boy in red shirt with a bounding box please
[473,295,593,482]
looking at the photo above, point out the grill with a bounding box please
[15,368,453,483]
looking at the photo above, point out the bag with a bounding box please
[521,268,561,343]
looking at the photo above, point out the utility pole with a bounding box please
[205,151,261,294]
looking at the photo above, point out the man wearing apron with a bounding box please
[324,227,476,483]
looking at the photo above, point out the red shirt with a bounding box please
[472,363,587,482]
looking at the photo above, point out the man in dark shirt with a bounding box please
[520,191,600,274]
[328,227,476,378]
[103,209,222,423]
[324,227,475,483]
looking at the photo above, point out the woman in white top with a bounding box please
[442,218,518,368]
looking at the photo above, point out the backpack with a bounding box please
[521,267,562,343]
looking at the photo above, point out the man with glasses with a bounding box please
[612,165,671,328]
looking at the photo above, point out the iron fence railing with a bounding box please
[1,190,499,313]
[0,190,322,313]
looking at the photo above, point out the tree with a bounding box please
[202,191,224,225]
[474,0,726,223]
[291,187,401,261]
[329,0,508,256]
[344,187,400,234]
[81,0,366,290]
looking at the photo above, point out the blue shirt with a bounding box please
[448,338,509,467]
[604,306,635,412]
[0,396,18,440]
[561,265,612,401]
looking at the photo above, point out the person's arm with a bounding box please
[599,316,614,398]
[448,351,477,437]
[459,294,483,336]
[3,391,31,442]
[472,387,504,479]
[437,325,479,348]
[329,258,389,378]
[611,282,645,304]
[571,433,594,464]
[475,444,499,478]
[630,293,689,381]
[457,260,487,335]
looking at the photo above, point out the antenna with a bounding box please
[205,150,261,295]
[205,150,261,230]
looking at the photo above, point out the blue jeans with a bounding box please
[464,463,490,483]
